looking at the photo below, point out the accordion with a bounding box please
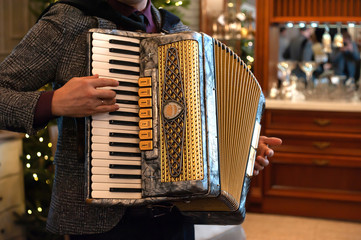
[85,29,265,224]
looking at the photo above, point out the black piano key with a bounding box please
[109,174,142,179]
[109,111,139,117]
[109,39,140,47]
[109,132,139,138]
[109,164,141,170]
[109,48,139,56]
[109,142,139,148]
[109,120,138,126]
[115,99,138,105]
[110,151,141,157]
[112,90,139,96]
[110,68,139,76]
[109,59,140,67]
[110,188,142,193]
[118,81,139,88]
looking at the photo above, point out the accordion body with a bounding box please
[85,29,265,224]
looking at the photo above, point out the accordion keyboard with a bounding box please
[90,32,143,199]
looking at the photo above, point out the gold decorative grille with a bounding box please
[158,40,204,182]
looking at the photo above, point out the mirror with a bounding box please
[270,24,361,102]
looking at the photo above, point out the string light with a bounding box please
[26,163,31,168]
[33,173,39,181]
[247,55,254,63]
[48,142,52,148]
[25,134,30,138]
[26,154,31,160]
[37,152,42,157]
[37,207,43,212]
[27,209,32,215]
[44,155,49,160]
[39,137,44,142]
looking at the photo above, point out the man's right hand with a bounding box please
[52,75,119,117]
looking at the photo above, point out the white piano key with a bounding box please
[92,114,139,122]
[92,32,140,44]
[92,159,141,167]
[92,166,141,175]
[92,53,140,64]
[116,103,139,110]
[91,127,139,137]
[91,143,140,153]
[92,136,139,144]
[91,174,141,184]
[91,120,139,131]
[92,68,138,81]
[92,151,141,161]
[92,182,141,190]
[91,190,142,199]
[114,94,139,102]
[92,61,139,73]
[92,39,140,52]
[92,47,139,60]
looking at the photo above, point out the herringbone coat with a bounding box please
[0,3,189,234]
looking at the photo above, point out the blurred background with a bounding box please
[0,0,360,239]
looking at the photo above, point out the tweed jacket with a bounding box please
[0,3,189,235]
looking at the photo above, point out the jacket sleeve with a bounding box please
[0,11,65,135]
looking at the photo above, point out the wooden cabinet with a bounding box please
[246,0,361,221]
[0,132,25,240]
[260,106,361,221]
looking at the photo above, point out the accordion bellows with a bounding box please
[85,29,265,224]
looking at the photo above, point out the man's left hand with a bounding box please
[254,136,282,175]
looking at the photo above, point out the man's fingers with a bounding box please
[97,98,116,106]
[95,89,117,100]
[90,77,119,88]
[256,156,269,167]
[262,137,282,147]
[95,104,119,113]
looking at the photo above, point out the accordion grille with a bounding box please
[214,40,261,204]
[158,40,204,183]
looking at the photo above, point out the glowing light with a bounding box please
[33,173,39,181]
[26,163,31,168]
[48,142,52,148]
[46,179,51,184]
[44,155,49,160]
[175,1,183,6]
[299,22,306,28]
[247,55,254,63]
[310,22,318,28]
[37,152,42,157]
[39,137,44,142]
[37,207,43,212]
[26,154,31,160]
[27,209,32,215]
[248,41,253,47]
[25,134,30,138]
[286,22,293,28]
[348,22,355,28]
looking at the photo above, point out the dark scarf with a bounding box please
[38,0,181,32]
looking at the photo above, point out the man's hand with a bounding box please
[254,136,282,175]
[52,75,119,117]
